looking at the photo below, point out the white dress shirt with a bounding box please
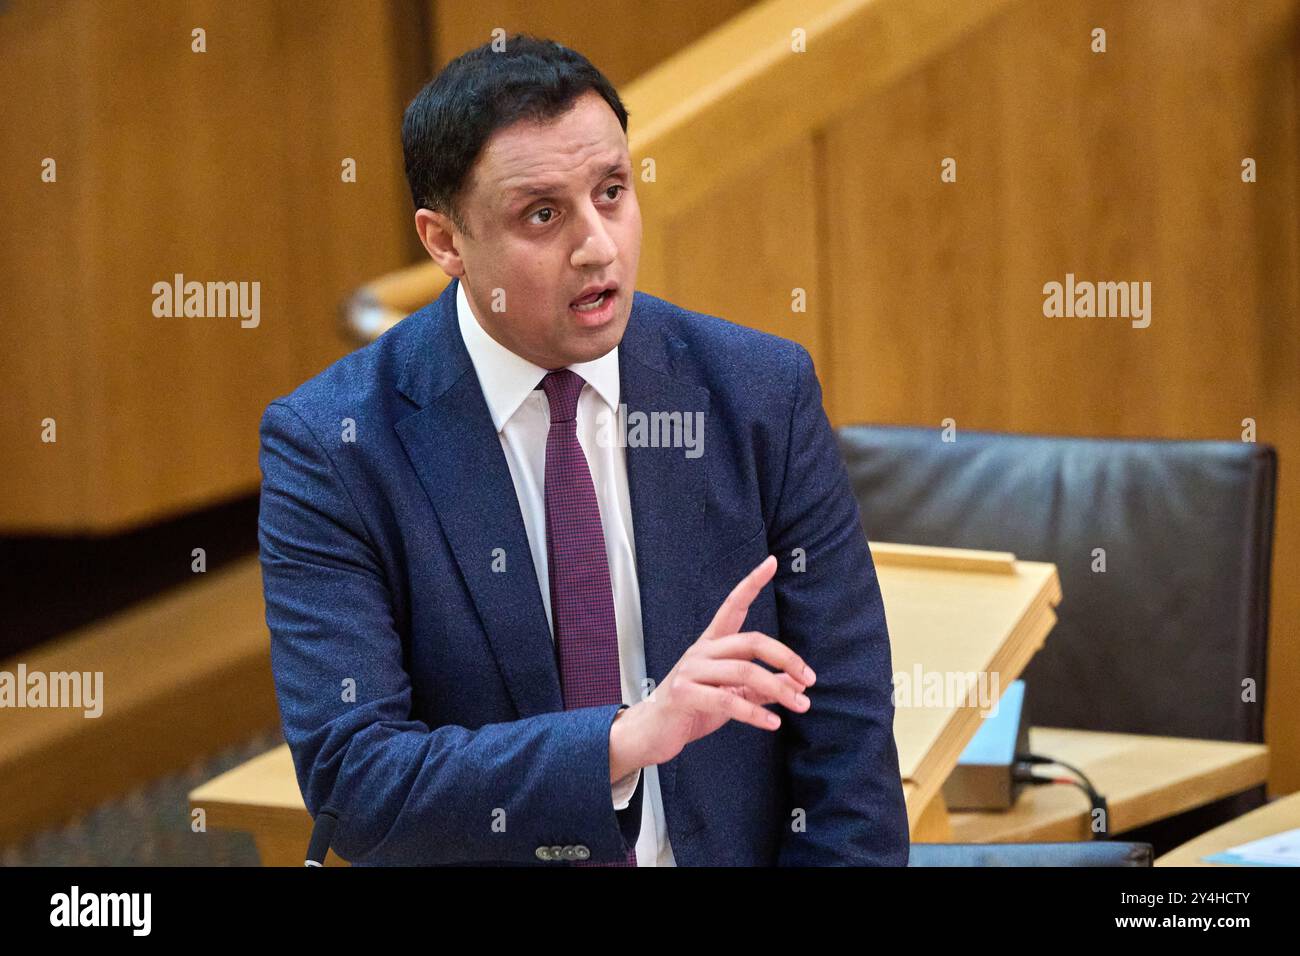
[456,281,676,866]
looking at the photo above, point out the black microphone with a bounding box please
[305,808,339,867]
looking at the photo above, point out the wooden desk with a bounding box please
[190,744,346,867]
[946,727,1269,843]
[870,543,1062,830]
[1155,791,1300,866]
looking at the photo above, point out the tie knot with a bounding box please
[540,368,585,423]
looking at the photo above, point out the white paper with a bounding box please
[1202,827,1300,866]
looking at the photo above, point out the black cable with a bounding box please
[1013,751,1110,840]
[1017,752,1101,795]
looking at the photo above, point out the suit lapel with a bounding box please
[394,278,562,718]
[619,302,710,802]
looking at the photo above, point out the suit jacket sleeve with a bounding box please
[257,401,643,865]
[769,346,910,866]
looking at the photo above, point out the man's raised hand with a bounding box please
[612,555,816,772]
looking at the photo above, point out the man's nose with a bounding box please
[571,205,618,266]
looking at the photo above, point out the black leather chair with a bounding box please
[908,841,1153,866]
[837,425,1277,852]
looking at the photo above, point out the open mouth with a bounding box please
[569,286,618,323]
[570,286,615,310]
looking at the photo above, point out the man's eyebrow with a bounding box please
[504,161,630,204]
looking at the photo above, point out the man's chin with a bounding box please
[567,314,627,361]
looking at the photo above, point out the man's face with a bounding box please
[416,89,641,370]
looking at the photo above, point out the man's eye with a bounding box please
[528,186,623,225]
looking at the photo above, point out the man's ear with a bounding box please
[414,208,465,278]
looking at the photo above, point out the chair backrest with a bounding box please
[837,425,1277,743]
[908,841,1153,866]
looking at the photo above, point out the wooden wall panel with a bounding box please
[0,0,418,532]
[653,135,826,371]
[431,0,759,81]
[820,0,1300,792]
[0,3,95,534]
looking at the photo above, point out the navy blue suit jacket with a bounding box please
[257,276,909,865]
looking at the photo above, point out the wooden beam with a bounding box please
[0,557,277,845]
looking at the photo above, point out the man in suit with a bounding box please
[257,34,908,866]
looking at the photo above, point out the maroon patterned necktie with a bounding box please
[540,368,636,867]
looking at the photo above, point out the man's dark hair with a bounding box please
[402,34,629,238]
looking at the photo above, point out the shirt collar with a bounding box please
[456,279,620,432]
